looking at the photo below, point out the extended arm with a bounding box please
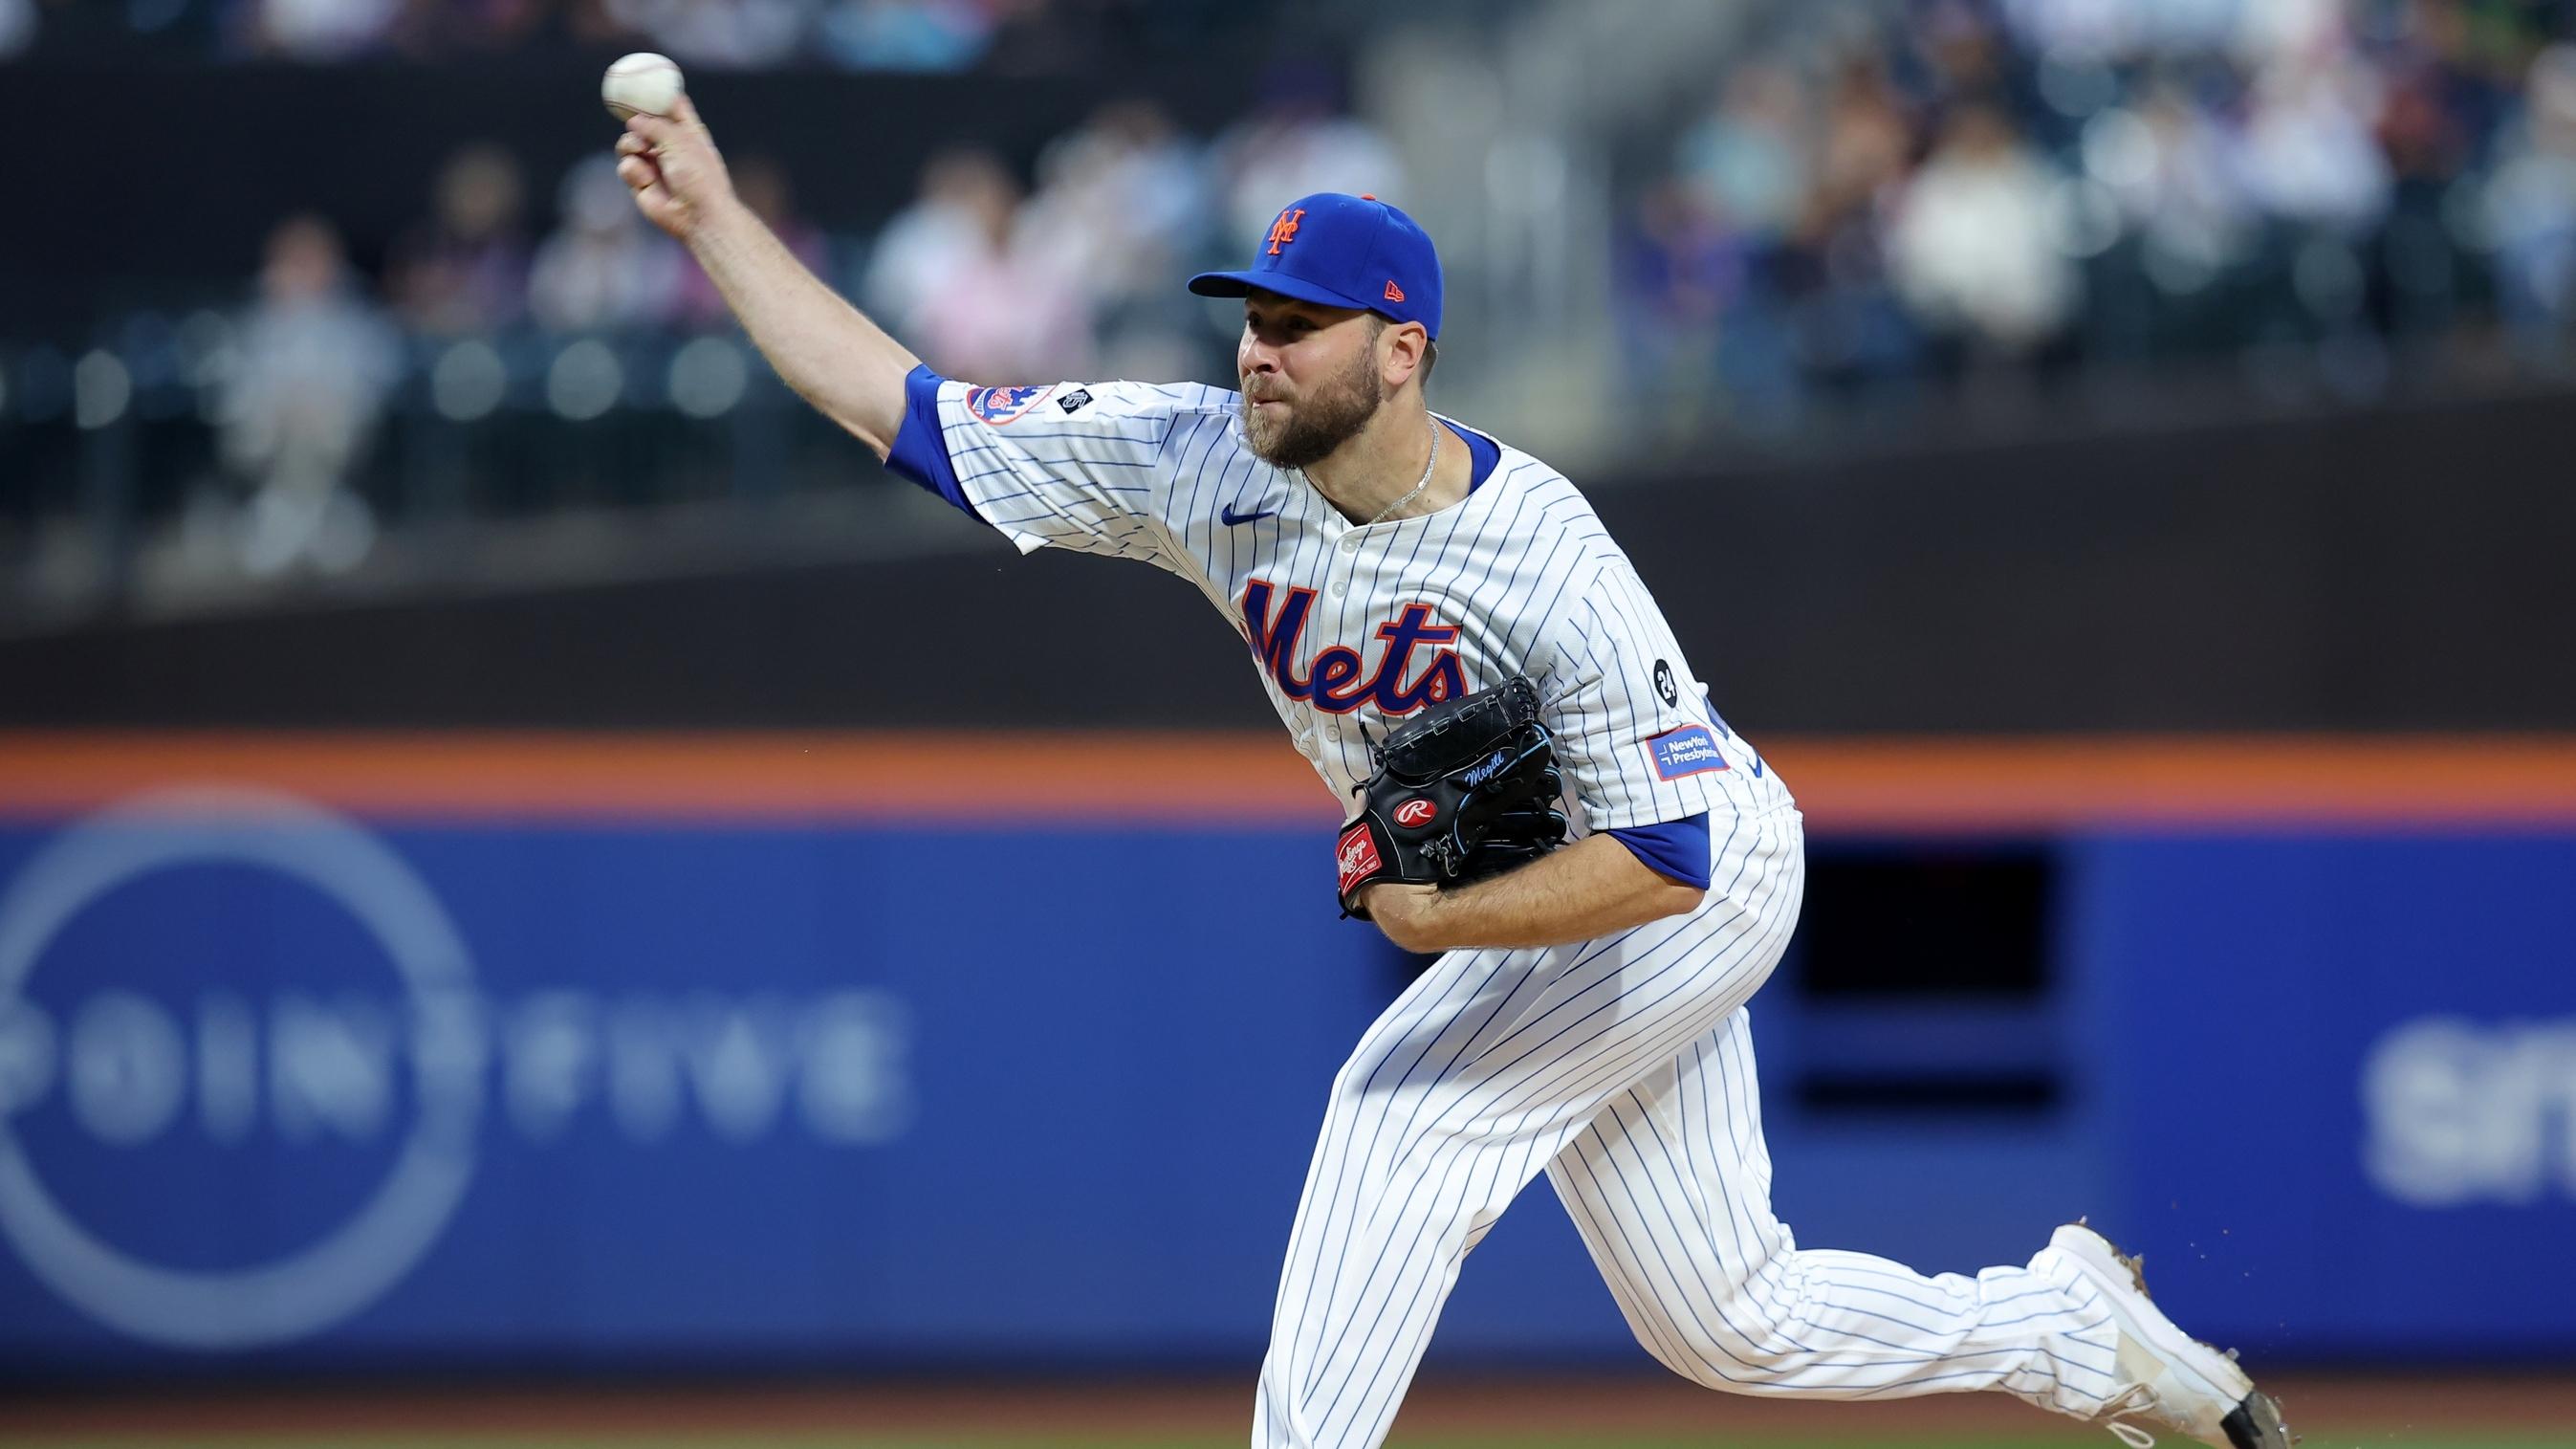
[1361,834,1705,953]
[616,99,916,456]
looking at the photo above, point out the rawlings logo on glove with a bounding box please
[1336,675,1570,919]
[1335,824,1385,898]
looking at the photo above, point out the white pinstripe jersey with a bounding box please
[931,377,1796,843]
[919,376,2139,1449]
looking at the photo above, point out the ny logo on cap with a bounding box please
[1266,207,1307,256]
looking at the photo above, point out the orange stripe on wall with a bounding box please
[2,734,2575,828]
[0,733,1339,825]
[1769,736,2576,829]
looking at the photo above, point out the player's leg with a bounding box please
[1253,807,1807,1449]
[1546,1007,2130,1418]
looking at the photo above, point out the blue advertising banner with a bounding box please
[2,780,2569,1369]
[2079,834,2576,1358]
[0,788,1387,1366]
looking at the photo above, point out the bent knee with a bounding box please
[1628,1301,1812,1393]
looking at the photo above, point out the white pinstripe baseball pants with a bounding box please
[1253,807,2131,1449]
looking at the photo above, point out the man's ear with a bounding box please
[1384,320,1430,389]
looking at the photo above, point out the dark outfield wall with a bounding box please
[4,389,2571,732]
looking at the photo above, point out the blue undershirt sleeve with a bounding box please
[1605,812,1713,890]
[884,363,982,521]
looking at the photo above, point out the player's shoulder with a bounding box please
[1456,424,1585,502]
[947,378,1235,431]
[1489,443,1588,508]
[1467,433,1618,564]
[1059,379,1239,421]
[1465,439,1659,617]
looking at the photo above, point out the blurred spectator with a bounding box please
[385,0,554,57]
[2097,80,2258,293]
[1806,56,1912,231]
[215,214,400,576]
[1213,61,1407,257]
[530,156,686,333]
[2239,57,2393,236]
[250,0,403,59]
[1020,99,1214,377]
[862,147,1089,379]
[1789,55,1921,390]
[2488,45,2576,357]
[1912,0,2011,97]
[604,0,813,67]
[1678,64,1811,246]
[818,0,994,71]
[1027,100,1207,287]
[862,147,1017,337]
[675,155,829,329]
[0,0,34,60]
[1616,179,1752,407]
[1888,103,2080,357]
[20,0,211,54]
[561,0,644,47]
[389,144,535,336]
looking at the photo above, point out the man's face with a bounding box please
[1236,293,1384,470]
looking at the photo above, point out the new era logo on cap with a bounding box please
[1188,191,1444,340]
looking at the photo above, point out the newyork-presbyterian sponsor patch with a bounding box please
[965,384,1054,425]
[1644,725,1729,780]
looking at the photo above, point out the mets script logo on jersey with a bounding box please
[965,384,1054,426]
[1241,579,1465,716]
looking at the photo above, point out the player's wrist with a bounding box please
[680,191,755,252]
[1364,883,1446,952]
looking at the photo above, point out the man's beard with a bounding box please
[1239,349,1384,470]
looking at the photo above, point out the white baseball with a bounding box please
[602,52,685,121]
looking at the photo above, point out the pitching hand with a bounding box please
[616,94,733,242]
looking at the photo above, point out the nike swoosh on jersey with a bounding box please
[1222,503,1278,526]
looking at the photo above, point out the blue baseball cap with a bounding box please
[1189,192,1443,340]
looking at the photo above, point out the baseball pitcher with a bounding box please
[614,98,2290,1449]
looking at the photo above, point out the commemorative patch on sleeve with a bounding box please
[1643,724,1729,780]
[964,384,1054,425]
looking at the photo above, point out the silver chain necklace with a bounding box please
[1359,421,1441,527]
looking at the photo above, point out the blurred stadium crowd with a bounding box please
[1617,0,2576,424]
[0,0,1240,71]
[7,0,2576,599]
[0,68,1390,581]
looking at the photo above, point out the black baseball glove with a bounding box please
[1335,675,1570,919]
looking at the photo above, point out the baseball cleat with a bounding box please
[2052,1221,2296,1449]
